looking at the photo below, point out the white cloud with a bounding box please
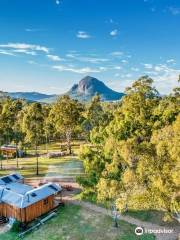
[143,63,153,69]
[56,0,60,5]
[114,66,122,70]
[151,8,156,12]
[47,54,64,61]
[66,53,109,63]
[111,51,123,56]
[76,31,91,39]
[110,19,114,23]
[143,63,180,93]
[131,67,139,72]
[154,65,164,72]
[168,7,180,15]
[110,29,118,36]
[25,28,42,32]
[166,59,176,64]
[0,43,49,53]
[12,49,37,55]
[153,67,180,94]
[53,65,102,74]
[114,73,120,77]
[25,28,34,32]
[99,66,107,71]
[66,53,77,58]
[125,74,132,78]
[121,59,128,64]
[84,57,109,64]
[0,49,15,56]
[28,60,37,65]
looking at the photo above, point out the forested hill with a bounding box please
[66,76,124,101]
[2,76,124,103]
[40,76,124,102]
[7,92,56,102]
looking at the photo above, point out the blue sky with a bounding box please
[0,0,180,94]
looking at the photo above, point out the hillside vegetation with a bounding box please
[0,75,179,221]
[1,205,155,240]
[77,76,180,221]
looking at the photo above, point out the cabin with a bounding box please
[0,173,62,223]
[0,145,24,158]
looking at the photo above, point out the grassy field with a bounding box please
[0,141,84,179]
[1,205,155,240]
[0,140,173,239]
[76,193,177,228]
[124,210,178,227]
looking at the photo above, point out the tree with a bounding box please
[0,97,16,145]
[22,103,45,175]
[78,76,180,219]
[12,99,24,168]
[43,105,55,154]
[0,98,24,168]
[150,115,180,216]
[86,94,105,128]
[84,95,113,144]
[51,95,83,154]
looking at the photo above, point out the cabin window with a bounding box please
[44,199,48,205]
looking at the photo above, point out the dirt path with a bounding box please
[25,176,180,240]
[24,160,180,240]
[63,197,180,240]
[0,224,9,234]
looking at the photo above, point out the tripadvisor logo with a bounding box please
[135,227,144,236]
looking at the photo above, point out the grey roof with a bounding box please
[0,173,24,185]
[1,145,16,149]
[0,174,62,208]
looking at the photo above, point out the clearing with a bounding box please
[1,205,155,240]
[0,141,179,240]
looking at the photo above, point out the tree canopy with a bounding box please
[77,76,180,220]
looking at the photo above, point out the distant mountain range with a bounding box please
[7,92,56,102]
[4,76,124,103]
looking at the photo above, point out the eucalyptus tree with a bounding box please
[78,76,180,218]
[22,102,45,175]
[0,97,15,144]
[84,94,113,144]
[12,99,25,168]
[50,95,83,154]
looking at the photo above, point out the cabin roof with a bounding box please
[0,173,24,185]
[0,173,62,208]
[0,145,17,150]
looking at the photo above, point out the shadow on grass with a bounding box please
[123,209,178,227]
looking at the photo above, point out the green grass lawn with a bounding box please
[0,156,71,179]
[123,210,178,227]
[1,205,155,240]
[27,140,85,155]
[0,141,84,179]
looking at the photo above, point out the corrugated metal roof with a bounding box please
[0,174,62,208]
[2,182,33,195]
[0,173,24,185]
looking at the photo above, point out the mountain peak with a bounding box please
[5,76,125,103]
[68,76,124,101]
[79,75,100,83]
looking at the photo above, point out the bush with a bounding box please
[163,212,173,222]
[11,220,21,232]
[78,188,97,203]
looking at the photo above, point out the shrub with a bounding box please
[11,220,21,232]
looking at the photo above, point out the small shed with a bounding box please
[0,173,62,223]
[0,145,24,158]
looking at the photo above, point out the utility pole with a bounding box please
[111,204,119,228]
